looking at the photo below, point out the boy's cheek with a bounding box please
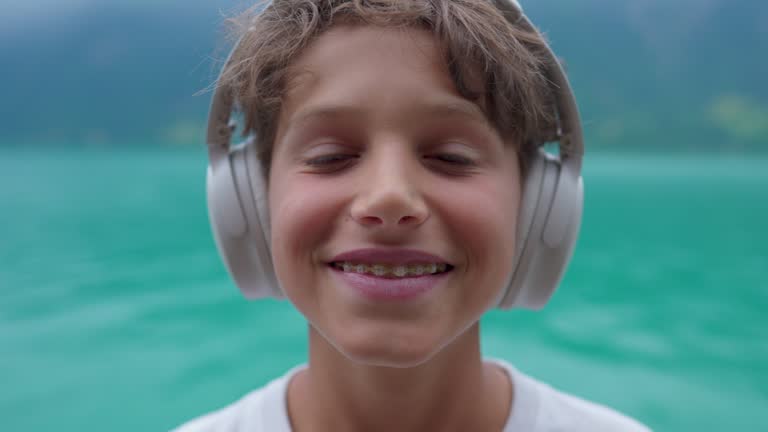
[270,182,343,262]
[434,181,519,285]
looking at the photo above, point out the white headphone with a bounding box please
[205,0,584,310]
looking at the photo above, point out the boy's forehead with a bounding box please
[279,24,490,125]
[284,100,491,132]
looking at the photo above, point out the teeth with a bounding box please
[333,262,450,277]
[372,265,387,276]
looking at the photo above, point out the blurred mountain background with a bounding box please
[1,0,766,152]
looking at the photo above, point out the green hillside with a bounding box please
[1,0,766,152]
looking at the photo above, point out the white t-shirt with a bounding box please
[173,359,651,432]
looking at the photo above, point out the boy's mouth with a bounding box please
[328,262,454,279]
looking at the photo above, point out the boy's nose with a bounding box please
[349,145,429,230]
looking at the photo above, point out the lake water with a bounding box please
[1,148,766,431]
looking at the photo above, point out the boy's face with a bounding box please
[268,25,522,367]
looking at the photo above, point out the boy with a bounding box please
[177,0,651,430]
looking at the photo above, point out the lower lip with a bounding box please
[329,266,451,301]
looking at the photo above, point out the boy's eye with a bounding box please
[304,154,357,168]
[302,153,476,171]
[430,154,475,166]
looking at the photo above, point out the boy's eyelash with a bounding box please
[305,153,475,167]
[304,154,357,167]
[431,154,474,166]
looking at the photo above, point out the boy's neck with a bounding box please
[286,323,513,432]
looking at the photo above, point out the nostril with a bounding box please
[363,216,384,224]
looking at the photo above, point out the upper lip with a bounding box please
[329,248,453,266]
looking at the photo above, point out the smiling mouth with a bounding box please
[328,262,454,278]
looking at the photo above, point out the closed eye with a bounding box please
[303,153,476,172]
[428,154,475,166]
[304,154,358,168]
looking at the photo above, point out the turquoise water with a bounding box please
[1,148,766,431]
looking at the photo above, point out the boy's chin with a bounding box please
[323,326,450,369]
[342,349,435,369]
[338,343,441,369]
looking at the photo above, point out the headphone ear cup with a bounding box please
[497,150,583,309]
[206,142,281,299]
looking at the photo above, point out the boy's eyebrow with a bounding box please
[421,101,491,126]
[286,100,491,130]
